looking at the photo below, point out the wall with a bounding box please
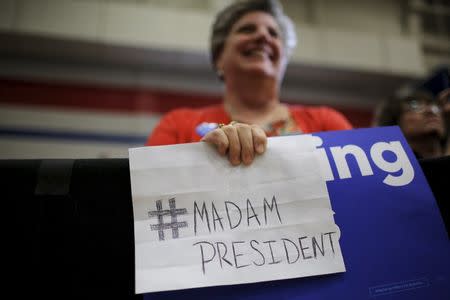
[0,0,426,75]
[0,78,374,159]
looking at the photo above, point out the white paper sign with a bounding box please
[129,135,346,294]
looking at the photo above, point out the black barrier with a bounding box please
[3,157,449,299]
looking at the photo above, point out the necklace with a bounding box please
[224,103,302,137]
[225,102,289,124]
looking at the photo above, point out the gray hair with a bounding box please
[210,0,297,71]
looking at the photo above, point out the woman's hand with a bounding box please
[201,122,267,166]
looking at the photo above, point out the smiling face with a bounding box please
[215,11,285,82]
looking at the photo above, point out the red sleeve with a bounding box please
[319,106,353,131]
[145,111,181,146]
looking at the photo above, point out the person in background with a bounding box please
[374,86,446,159]
[438,88,450,155]
[419,66,449,156]
[146,0,352,165]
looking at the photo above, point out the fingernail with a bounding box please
[256,144,264,154]
[231,157,240,166]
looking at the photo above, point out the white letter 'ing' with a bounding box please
[370,141,414,186]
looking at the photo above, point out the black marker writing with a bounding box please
[148,198,187,241]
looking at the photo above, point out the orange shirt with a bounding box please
[146,104,352,146]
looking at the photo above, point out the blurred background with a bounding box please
[0,0,449,159]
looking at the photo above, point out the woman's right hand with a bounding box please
[201,122,267,166]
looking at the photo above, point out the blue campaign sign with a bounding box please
[144,126,449,300]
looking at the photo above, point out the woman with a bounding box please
[147,0,352,165]
[374,87,446,159]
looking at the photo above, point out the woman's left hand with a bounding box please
[201,122,267,166]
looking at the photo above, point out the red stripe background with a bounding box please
[0,78,373,127]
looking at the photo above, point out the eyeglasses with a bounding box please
[402,98,443,113]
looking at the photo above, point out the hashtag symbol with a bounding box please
[148,198,188,241]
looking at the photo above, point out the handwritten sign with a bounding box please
[129,135,346,294]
